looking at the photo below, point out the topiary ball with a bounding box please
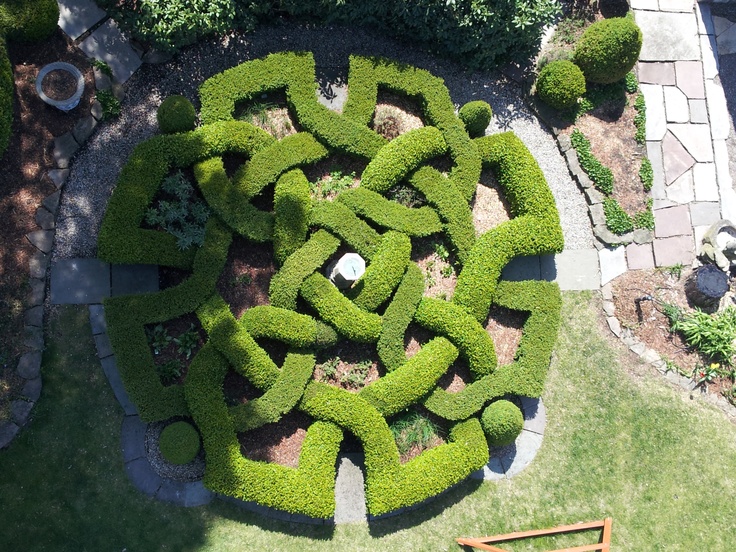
[458,100,492,138]
[157,95,197,134]
[536,60,586,111]
[573,17,643,84]
[159,421,201,465]
[481,400,524,447]
[0,0,59,42]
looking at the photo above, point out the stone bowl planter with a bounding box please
[35,62,85,111]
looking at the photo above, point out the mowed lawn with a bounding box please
[1,292,735,551]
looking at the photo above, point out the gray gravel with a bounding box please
[53,21,593,261]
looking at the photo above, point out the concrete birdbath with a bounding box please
[35,62,85,111]
[326,253,366,289]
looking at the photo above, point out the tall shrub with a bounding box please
[573,17,643,84]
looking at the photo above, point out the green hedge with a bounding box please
[99,121,276,266]
[415,297,498,379]
[239,305,337,348]
[185,343,342,518]
[377,263,425,372]
[361,126,447,193]
[268,229,340,310]
[301,382,488,516]
[273,169,311,265]
[103,218,232,421]
[309,200,381,259]
[336,188,442,237]
[425,280,562,420]
[453,132,563,322]
[300,273,382,343]
[348,231,411,312]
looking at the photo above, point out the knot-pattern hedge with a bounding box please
[99,52,564,518]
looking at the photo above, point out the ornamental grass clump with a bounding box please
[536,60,586,111]
[573,17,643,84]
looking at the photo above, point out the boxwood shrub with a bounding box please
[536,60,586,111]
[159,421,201,464]
[481,400,524,446]
[573,17,643,85]
[458,100,492,138]
[157,95,197,134]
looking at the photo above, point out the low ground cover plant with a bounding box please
[98,52,564,518]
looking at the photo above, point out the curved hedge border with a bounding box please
[100,51,563,518]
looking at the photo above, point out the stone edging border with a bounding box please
[0,64,125,450]
[601,282,736,420]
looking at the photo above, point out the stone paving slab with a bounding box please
[654,204,692,237]
[101,356,137,415]
[662,131,695,184]
[78,20,142,84]
[94,332,114,359]
[666,169,695,204]
[661,0,694,13]
[334,454,366,523]
[626,242,655,270]
[689,98,709,123]
[111,264,159,297]
[641,84,667,140]
[675,60,706,99]
[693,162,719,201]
[599,246,627,286]
[638,61,675,85]
[664,85,689,122]
[121,415,146,462]
[57,0,107,41]
[0,422,19,449]
[669,123,714,162]
[125,457,163,496]
[500,430,545,478]
[183,481,214,507]
[689,201,721,226]
[519,397,546,435]
[701,34,720,79]
[21,378,42,402]
[653,235,695,266]
[89,304,107,335]
[50,258,110,304]
[696,1,715,36]
[551,249,600,290]
[17,352,42,380]
[636,11,700,61]
[705,79,731,140]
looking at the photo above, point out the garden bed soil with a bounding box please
[0,29,95,423]
[611,268,736,400]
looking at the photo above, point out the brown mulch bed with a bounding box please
[0,29,95,422]
[611,267,736,400]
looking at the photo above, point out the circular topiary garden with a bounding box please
[98,52,564,519]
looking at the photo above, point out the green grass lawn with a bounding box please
[1,293,735,551]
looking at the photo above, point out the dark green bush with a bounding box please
[481,400,523,446]
[273,169,311,265]
[309,200,381,259]
[458,101,492,137]
[0,0,58,42]
[536,60,586,110]
[157,95,197,134]
[573,17,643,84]
[159,421,201,464]
[337,188,442,237]
[0,37,11,156]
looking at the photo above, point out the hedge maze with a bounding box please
[99,52,564,518]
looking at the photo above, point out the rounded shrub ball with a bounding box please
[481,400,524,447]
[157,95,197,134]
[458,100,492,138]
[573,17,643,84]
[159,421,201,465]
[536,60,586,111]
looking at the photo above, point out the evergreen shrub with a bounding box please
[536,60,586,110]
[159,421,201,464]
[573,17,643,84]
[458,100,492,137]
[157,95,197,134]
[481,400,524,446]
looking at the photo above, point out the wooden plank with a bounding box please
[479,520,607,543]
[600,517,613,551]
[456,538,509,552]
[547,544,608,552]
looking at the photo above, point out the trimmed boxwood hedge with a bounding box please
[100,51,563,519]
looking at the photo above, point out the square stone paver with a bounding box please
[78,20,142,84]
[636,11,700,61]
[662,131,695,184]
[111,264,159,297]
[653,236,695,266]
[50,258,110,304]
[660,0,694,13]
[654,204,692,238]
[626,243,655,270]
[551,250,600,290]
[631,0,658,10]
[689,202,721,226]
[638,62,675,85]
[688,98,708,123]
[599,246,627,286]
[57,0,107,40]
[675,61,706,98]
[669,123,713,162]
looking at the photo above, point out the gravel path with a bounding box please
[53,21,593,261]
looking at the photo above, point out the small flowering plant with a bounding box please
[692,363,722,386]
